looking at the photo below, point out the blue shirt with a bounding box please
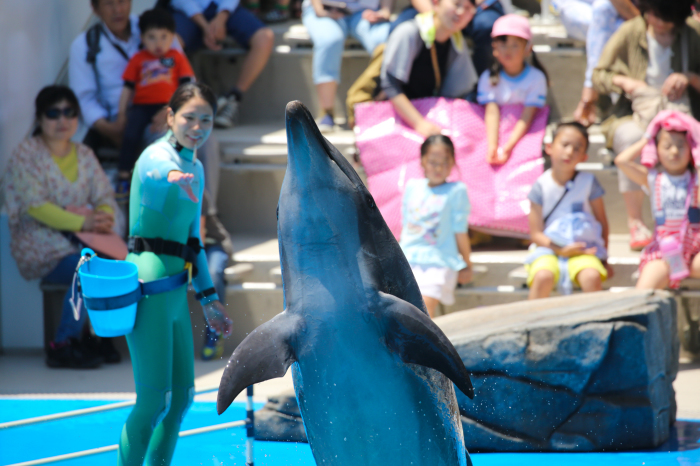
[399,179,470,271]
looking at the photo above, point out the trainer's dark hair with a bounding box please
[421,134,456,159]
[32,85,81,136]
[139,8,176,34]
[639,0,694,27]
[168,82,218,115]
[489,36,549,87]
[552,121,589,151]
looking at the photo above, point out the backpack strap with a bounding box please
[543,171,579,225]
[85,23,112,119]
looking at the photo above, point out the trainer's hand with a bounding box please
[203,300,233,337]
[167,170,199,203]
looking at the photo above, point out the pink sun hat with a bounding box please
[491,14,532,42]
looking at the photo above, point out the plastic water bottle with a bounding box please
[659,236,689,282]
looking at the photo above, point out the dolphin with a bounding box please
[217,101,474,465]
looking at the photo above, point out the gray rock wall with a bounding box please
[254,290,679,451]
[437,290,679,451]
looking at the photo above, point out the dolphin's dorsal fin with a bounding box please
[217,311,302,414]
[377,292,474,399]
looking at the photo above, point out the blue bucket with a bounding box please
[78,248,139,337]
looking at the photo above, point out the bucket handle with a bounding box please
[69,249,96,321]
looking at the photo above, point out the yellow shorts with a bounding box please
[525,254,608,288]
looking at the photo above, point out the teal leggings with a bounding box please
[117,254,194,465]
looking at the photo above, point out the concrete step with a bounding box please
[191,16,588,123]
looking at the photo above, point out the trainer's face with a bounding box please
[94,0,132,36]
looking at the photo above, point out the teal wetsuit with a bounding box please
[118,132,219,466]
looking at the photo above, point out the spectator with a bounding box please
[390,0,506,77]
[70,0,221,214]
[399,135,473,318]
[477,14,548,165]
[592,0,700,250]
[380,0,478,137]
[116,8,195,193]
[200,190,234,360]
[170,0,275,128]
[303,0,393,132]
[526,122,610,299]
[615,110,700,289]
[70,0,171,154]
[551,0,640,126]
[3,86,119,368]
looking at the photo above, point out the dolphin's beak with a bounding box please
[285,100,327,170]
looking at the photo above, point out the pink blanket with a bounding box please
[355,98,548,239]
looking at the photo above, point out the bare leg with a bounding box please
[576,268,603,292]
[317,81,338,114]
[423,296,439,318]
[529,270,555,300]
[636,259,670,290]
[573,87,598,127]
[623,190,645,228]
[689,253,700,278]
[236,28,274,93]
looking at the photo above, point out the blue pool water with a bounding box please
[1,399,699,465]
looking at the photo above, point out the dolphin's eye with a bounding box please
[367,197,376,209]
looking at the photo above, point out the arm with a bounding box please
[116,86,133,129]
[363,0,393,22]
[529,202,596,257]
[484,102,500,164]
[455,232,473,285]
[590,197,609,251]
[614,137,649,188]
[499,106,538,163]
[411,0,433,13]
[27,203,85,232]
[389,93,442,137]
[592,22,639,95]
[609,0,639,20]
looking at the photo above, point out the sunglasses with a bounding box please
[44,107,78,120]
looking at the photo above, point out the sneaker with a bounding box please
[263,7,290,23]
[46,338,102,369]
[201,327,224,361]
[215,96,239,128]
[115,179,130,206]
[630,220,653,251]
[83,334,122,364]
[317,113,335,133]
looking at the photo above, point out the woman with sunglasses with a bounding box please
[3,85,119,368]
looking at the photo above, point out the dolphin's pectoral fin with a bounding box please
[377,292,474,399]
[217,311,302,414]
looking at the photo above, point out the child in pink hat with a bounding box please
[615,110,700,289]
[477,14,549,165]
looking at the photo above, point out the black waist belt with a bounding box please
[83,270,189,311]
[128,236,201,276]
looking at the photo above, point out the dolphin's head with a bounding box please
[279,102,370,274]
[279,101,425,312]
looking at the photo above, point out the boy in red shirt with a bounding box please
[116,8,194,183]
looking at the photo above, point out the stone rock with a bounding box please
[437,289,679,451]
[252,290,678,452]
[254,390,308,443]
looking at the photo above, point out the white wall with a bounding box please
[0,0,154,350]
[0,0,154,176]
